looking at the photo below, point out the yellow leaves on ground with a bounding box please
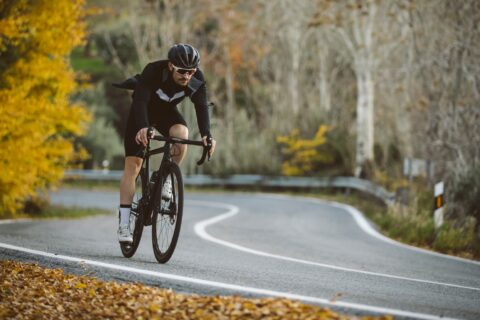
[0,260,391,320]
[277,126,334,176]
[0,0,90,216]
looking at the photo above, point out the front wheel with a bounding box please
[152,163,183,263]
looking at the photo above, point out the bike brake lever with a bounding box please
[196,147,208,165]
[147,127,155,140]
[197,136,212,165]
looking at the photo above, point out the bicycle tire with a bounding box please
[152,163,184,263]
[120,170,146,258]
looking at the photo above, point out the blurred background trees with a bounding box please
[76,0,480,244]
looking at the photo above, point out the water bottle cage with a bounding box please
[149,171,160,192]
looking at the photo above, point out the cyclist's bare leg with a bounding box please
[120,156,143,205]
[169,124,188,165]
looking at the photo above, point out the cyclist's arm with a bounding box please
[132,63,155,130]
[190,70,210,139]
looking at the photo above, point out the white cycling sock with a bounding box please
[119,207,131,226]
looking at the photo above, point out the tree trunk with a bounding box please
[318,46,331,112]
[224,45,235,169]
[355,67,375,177]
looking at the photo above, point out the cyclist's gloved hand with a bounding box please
[202,134,216,158]
[136,127,155,146]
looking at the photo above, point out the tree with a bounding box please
[311,0,410,177]
[407,0,480,230]
[0,0,90,216]
[277,125,334,176]
[74,83,123,169]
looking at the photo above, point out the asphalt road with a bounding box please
[1,189,479,320]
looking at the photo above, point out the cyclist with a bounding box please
[115,44,216,243]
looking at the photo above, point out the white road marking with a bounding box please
[260,193,480,266]
[305,197,480,266]
[0,242,457,320]
[229,193,480,267]
[191,200,480,292]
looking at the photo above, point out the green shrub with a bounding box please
[22,195,50,215]
[433,218,476,254]
[450,167,480,233]
[383,206,436,247]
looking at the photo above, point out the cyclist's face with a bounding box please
[169,63,195,86]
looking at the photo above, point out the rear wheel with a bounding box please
[120,169,146,258]
[152,163,183,263]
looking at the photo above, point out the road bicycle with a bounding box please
[120,128,211,263]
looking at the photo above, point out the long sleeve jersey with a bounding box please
[118,60,210,137]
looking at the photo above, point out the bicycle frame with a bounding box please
[139,135,209,224]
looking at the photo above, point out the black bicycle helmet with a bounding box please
[168,44,200,69]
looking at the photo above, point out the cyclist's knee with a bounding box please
[169,124,188,140]
[172,143,187,158]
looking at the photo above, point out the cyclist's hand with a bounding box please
[135,127,154,146]
[202,135,216,157]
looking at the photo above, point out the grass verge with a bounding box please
[2,205,112,221]
[61,179,119,190]
[34,205,112,219]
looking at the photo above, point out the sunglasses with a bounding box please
[172,65,197,76]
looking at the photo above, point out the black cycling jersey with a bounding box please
[115,60,210,137]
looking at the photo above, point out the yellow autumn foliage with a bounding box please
[277,125,334,176]
[1,260,390,319]
[0,0,90,216]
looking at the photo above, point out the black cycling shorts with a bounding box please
[124,106,187,157]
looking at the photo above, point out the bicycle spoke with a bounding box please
[157,212,176,252]
[162,222,170,251]
[159,216,168,252]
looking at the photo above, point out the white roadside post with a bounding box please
[102,159,110,174]
[434,181,444,229]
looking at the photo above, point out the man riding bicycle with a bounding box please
[116,44,216,243]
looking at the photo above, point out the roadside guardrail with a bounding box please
[64,170,395,206]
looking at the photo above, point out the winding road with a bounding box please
[1,189,479,319]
